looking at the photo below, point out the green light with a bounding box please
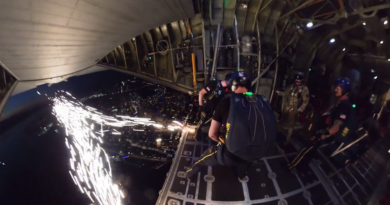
[213,78,215,81]
[244,92,253,96]
[149,57,151,60]
[309,68,311,71]
[352,104,356,108]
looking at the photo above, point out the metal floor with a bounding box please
[156,128,389,205]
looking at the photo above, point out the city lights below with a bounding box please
[172,121,184,127]
[153,124,164,128]
[52,92,186,204]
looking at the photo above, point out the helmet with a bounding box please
[229,71,251,92]
[294,72,304,80]
[334,77,351,94]
[225,72,234,82]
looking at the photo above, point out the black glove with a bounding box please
[196,106,203,120]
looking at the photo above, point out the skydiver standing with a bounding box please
[194,72,234,141]
[276,71,310,144]
[287,77,357,170]
[186,71,276,180]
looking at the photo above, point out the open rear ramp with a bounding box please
[156,128,390,205]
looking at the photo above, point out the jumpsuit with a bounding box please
[278,84,310,141]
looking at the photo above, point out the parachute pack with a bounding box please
[225,93,276,162]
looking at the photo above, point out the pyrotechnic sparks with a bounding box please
[52,93,185,204]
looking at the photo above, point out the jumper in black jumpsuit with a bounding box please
[196,80,228,140]
[287,99,356,169]
[187,96,251,179]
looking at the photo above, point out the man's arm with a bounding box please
[321,120,343,140]
[329,120,343,135]
[198,89,207,106]
[298,87,310,112]
[198,81,217,106]
[277,85,291,96]
[321,103,350,140]
[208,120,220,142]
[209,98,227,142]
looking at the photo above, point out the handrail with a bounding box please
[210,23,222,80]
[330,132,368,157]
[269,26,280,103]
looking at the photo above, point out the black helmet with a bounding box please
[294,71,304,80]
[230,72,251,91]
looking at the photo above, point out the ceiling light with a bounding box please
[385,20,388,25]
[330,38,335,43]
[380,41,384,44]
[363,22,366,25]
[343,48,346,51]
[306,22,313,28]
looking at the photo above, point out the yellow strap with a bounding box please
[186,151,217,173]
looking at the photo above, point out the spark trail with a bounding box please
[52,92,183,204]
